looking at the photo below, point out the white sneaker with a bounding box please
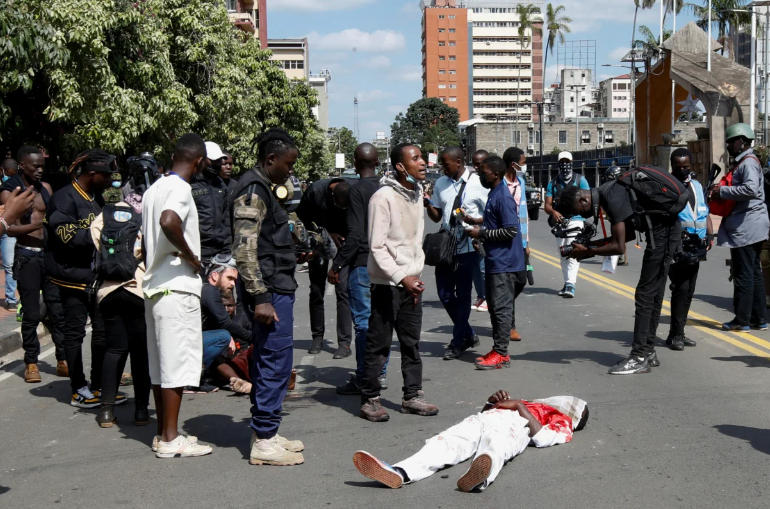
[476,301,488,312]
[155,434,212,459]
[151,434,199,452]
[71,386,100,408]
[250,432,304,453]
[249,436,304,465]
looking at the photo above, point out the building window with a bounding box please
[449,70,457,75]
[438,42,446,47]
[618,83,627,90]
[558,131,567,144]
[438,84,447,89]
[528,131,540,144]
[282,60,304,70]
[448,15,455,19]
[514,131,522,144]
[439,56,446,61]
[570,96,574,103]
[225,0,237,12]
[449,28,456,33]
[441,97,447,102]
[449,42,456,47]
[581,130,590,144]
[449,56,456,61]
[605,130,614,143]
[439,14,445,19]
[449,84,457,89]
[439,70,446,75]
[439,28,446,33]
[449,97,457,102]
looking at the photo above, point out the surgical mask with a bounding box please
[1,175,8,183]
[405,173,418,185]
[559,161,573,182]
[111,181,121,188]
[517,163,527,175]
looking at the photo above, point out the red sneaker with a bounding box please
[475,350,511,370]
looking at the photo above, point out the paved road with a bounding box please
[1,215,770,509]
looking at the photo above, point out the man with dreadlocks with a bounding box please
[231,128,307,466]
[45,148,113,408]
[0,146,67,384]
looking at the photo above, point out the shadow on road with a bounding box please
[714,424,770,455]
[711,355,770,369]
[584,330,633,347]
[184,413,252,458]
[511,349,621,367]
[694,293,732,313]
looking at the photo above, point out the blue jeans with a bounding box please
[202,329,231,368]
[436,251,477,349]
[349,267,388,382]
[1,234,16,304]
[250,293,295,439]
[472,255,485,301]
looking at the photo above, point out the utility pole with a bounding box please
[765,9,769,142]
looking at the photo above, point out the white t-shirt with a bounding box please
[142,174,202,297]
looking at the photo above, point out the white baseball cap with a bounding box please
[558,151,573,162]
[205,141,226,161]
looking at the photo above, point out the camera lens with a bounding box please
[560,245,573,258]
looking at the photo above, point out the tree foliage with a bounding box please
[390,98,460,153]
[327,126,358,168]
[0,0,328,179]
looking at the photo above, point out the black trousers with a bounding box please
[487,271,526,355]
[60,286,106,393]
[730,241,767,326]
[361,285,423,401]
[668,260,700,337]
[308,256,352,346]
[99,288,150,408]
[631,222,681,358]
[14,248,65,364]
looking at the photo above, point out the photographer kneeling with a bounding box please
[556,167,687,375]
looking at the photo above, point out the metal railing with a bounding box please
[526,144,636,188]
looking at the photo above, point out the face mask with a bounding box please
[1,175,8,183]
[672,168,691,183]
[111,181,121,189]
[559,162,573,182]
[517,163,527,175]
[405,174,418,185]
[479,174,494,189]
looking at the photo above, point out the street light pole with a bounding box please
[708,0,712,72]
[765,9,769,142]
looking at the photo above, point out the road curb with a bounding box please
[0,322,50,358]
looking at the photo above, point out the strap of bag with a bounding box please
[448,180,468,228]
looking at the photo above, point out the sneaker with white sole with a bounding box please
[155,435,212,459]
[250,432,304,453]
[152,434,198,452]
[476,300,488,312]
[249,436,304,465]
[71,386,100,408]
[353,451,404,489]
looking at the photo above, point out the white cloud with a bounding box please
[400,3,421,17]
[356,89,395,101]
[270,0,376,12]
[360,55,392,69]
[388,65,422,82]
[559,0,663,34]
[307,29,406,52]
[608,46,631,62]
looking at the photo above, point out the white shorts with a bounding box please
[145,292,203,388]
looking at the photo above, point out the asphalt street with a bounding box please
[2,213,770,509]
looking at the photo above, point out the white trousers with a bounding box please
[394,410,531,489]
[557,218,583,285]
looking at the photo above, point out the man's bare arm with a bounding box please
[492,399,543,436]
[159,210,201,274]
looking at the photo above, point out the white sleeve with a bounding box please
[530,425,572,448]
[162,182,191,221]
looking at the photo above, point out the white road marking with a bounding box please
[0,346,55,383]
[292,354,316,397]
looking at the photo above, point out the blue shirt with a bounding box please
[483,181,525,274]
[546,174,591,221]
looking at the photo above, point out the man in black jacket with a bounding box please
[201,261,251,349]
[46,149,112,408]
[296,176,354,358]
[192,142,232,266]
[331,144,390,394]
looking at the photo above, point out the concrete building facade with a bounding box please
[268,38,310,81]
[559,68,599,119]
[599,74,632,119]
[226,0,268,49]
[420,0,544,122]
[309,70,332,130]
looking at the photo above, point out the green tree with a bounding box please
[390,98,460,153]
[550,146,561,155]
[327,127,358,168]
[0,0,325,176]
[635,25,673,61]
[691,0,752,57]
[542,4,571,96]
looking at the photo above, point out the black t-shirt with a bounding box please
[0,174,50,205]
[597,180,637,242]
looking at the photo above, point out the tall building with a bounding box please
[226,0,268,49]
[268,38,310,80]
[309,70,332,130]
[599,74,632,119]
[558,68,599,119]
[420,0,544,123]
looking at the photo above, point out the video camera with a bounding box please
[551,217,597,258]
[674,231,707,265]
[289,219,337,260]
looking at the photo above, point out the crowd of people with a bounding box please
[0,119,766,490]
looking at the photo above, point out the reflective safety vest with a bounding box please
[678,180,709,239]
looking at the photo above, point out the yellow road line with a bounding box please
[529,249,770,357]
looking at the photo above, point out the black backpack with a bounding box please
[614,166,688,246]
[96,204,142,282]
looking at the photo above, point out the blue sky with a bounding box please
[267,0,699,142]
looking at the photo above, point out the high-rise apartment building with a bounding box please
[599,74,632,119]
[420,0,544,122]
[226,0,268,49]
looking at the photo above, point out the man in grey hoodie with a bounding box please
[359,143,439,422]
[712,123,770,332]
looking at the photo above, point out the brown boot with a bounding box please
[360,397,390,422]
[510,328,522,341]
[401,394,439,416]
[24,363,41,383]
[56,360,69,377]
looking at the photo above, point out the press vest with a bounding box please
[678,180,708,239]
[231,168,297,295]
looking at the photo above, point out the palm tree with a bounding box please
[691,0,752,57]
[635,24,673,61]
[542,3,571,119]
[515,3,542,143]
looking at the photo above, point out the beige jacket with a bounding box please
[90,202,145,303]
[367,185,425,286]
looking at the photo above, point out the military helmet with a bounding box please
[605,166,622,181]
[725,123,755,142]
